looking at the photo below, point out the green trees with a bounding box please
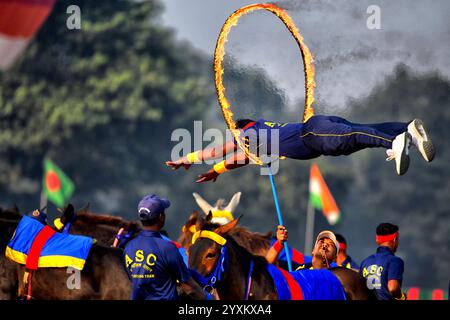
[0,0,212,209]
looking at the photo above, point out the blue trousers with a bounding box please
[301,115,408,156]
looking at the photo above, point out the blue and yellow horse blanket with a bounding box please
[6,216,93,270]
[267,264,346,300]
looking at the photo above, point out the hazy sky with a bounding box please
[161,0,450,111]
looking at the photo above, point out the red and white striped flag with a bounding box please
[0,0,55,70]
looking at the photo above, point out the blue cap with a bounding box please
[138,194,170,220]
[29,209,47,225]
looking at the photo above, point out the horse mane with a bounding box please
[75,211,139,229]
[229,226,272,254]
[177,211,201,248]
[225,233,270,267]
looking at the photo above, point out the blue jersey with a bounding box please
[360,246,404,300]
[240,120,320,160]
[123,230,191,300]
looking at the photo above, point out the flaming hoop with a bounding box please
[214,3,316,165]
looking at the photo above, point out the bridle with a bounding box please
[189,230,254,300]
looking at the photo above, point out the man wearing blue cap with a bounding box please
[123,194,205,300]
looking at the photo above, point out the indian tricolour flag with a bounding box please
[309,163,340,225]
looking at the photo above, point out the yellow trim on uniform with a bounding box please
[213,161,228,174]
[186,151,201,163]
[192,230,227,246]
[53,218,64,231]
[300,131,393,143]
[295,264,314,271]
[5,247,86,270]
[211,210,234,221]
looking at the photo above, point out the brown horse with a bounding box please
[0,206,132,300]
[15,246,132,299]
[188,214,376,300]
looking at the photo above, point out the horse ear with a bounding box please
[12,203,21,216]
[79,202,90,214]
[205,211,213,222]
[192,193,213,215]
[224,192,241,213]
[61,203,75,221]
[195,213,207,231]
[215,215,242,236]
[188,211,200,226]
[66,203,75,214]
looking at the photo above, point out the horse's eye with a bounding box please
[205,251,217,259]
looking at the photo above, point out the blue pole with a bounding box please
[267,166,293,272]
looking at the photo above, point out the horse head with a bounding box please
[179,201,272,258]
[188,213,242,295]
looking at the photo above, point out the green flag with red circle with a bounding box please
[43,158,75,208]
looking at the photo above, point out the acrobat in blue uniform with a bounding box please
[168,115,435,181]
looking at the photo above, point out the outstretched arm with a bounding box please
[195,151,249,183]
[166,140,237,170]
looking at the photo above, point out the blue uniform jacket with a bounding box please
[360,246,404,300]
[124,230,191,300]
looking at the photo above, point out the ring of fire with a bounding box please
[214,3,316,165]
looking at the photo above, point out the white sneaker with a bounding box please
[386,132,411,176]
[407,119,435,162]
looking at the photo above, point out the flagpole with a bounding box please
[267,166,293,272]
[304,199,315,254]
[40,154,47,213]
[40,189,48,213]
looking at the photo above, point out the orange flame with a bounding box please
[214,3,316,165]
